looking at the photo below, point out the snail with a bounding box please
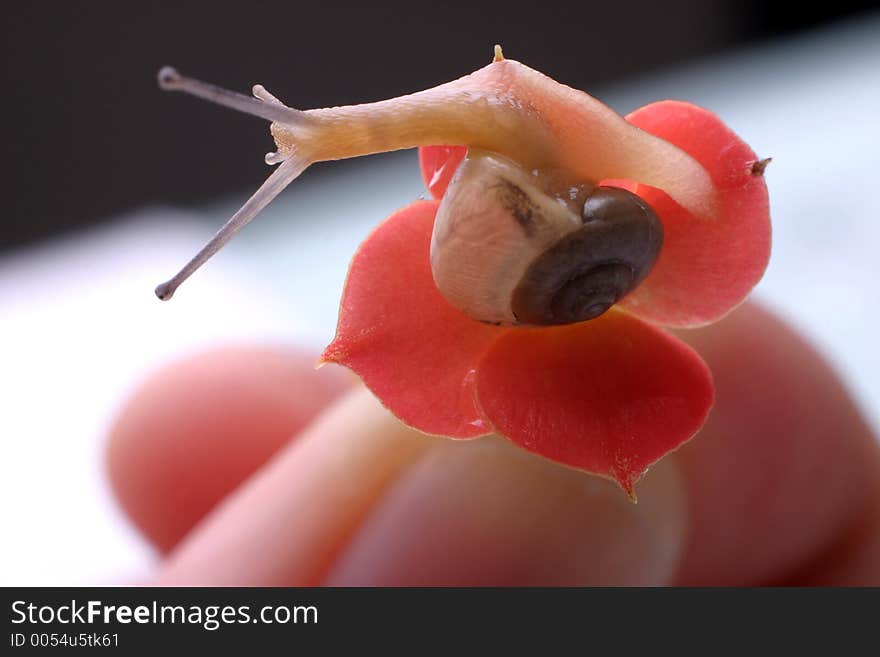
[155,47,713,326]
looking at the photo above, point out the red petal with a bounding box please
[613,101,771,327]
[322,200,503,438]
[474,309,713,495]
[419,145,467,199]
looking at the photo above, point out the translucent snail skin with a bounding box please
[154,45,713,328]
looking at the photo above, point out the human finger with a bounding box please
[106,345,350,552]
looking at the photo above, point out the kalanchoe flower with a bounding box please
[157,47,771,497]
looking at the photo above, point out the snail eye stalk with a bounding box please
[154,68,313,300]
[154,156,308,300]
[156,67,309,126]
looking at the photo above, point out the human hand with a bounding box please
[106,302,880,585]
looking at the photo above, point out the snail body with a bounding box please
[154,49,694,308]
[431,152,663,326]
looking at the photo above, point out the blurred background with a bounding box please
[1,1,878,584]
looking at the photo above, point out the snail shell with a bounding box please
[430,151,663,326]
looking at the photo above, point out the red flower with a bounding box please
[322,101,770,497]
[156,54,770,497]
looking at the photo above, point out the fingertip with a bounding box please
[106,345,350,552]
[672,302,880,584]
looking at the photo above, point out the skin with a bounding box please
[106,302,880,585]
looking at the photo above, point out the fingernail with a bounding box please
[325,436,687,586]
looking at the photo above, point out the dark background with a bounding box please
[2,0,875,251]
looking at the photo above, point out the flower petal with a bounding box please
[614,101,771,327]
[419,145,467,199]
[322,200,503,438]
[474,309,713,495]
